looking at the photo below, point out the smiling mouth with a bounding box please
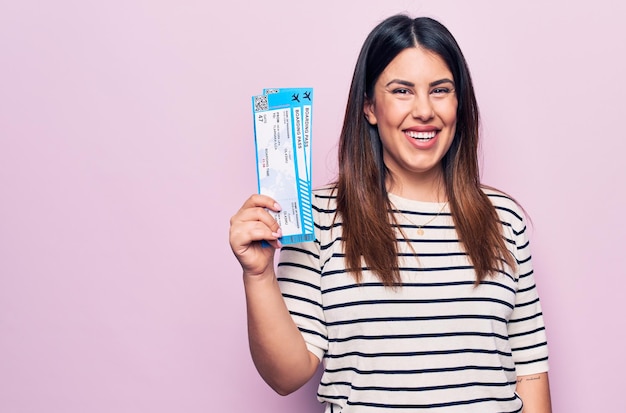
[406,130,437,141]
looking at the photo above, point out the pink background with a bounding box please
[1,0,624,411]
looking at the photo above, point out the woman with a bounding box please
[230,14,551,412]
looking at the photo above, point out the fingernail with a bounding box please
[274,202,281,211]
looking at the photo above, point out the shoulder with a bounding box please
[309,185,341,251]
[481,186,526,231]
[310,185,340,230]
[312,185,338,211]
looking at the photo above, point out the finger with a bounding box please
[266,238,282,250]
[231,205,282,233]
[240,194,282,213]
[230,220,282,249]
[241,221,282,243]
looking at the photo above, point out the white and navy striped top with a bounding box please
[277,187,549,412]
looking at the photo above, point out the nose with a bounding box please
[411,94,435,121]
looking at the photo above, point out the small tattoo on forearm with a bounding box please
[517,375,541,383]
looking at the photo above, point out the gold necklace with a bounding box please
[396,202,448,235]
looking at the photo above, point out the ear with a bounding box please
[363,97,378,125]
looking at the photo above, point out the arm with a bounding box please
[244,271,320,395]
[516,372,552,413]
[229,195,319,395]
[500,199,551,412]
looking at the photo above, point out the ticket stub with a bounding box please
[263,88,313,183]
[252,88,314,245]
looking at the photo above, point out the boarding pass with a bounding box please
[252,87,314,245]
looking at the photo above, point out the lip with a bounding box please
[404,126,439,133]
[404,127,440,149]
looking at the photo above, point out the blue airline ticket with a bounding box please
[252,88,314,245]
[263,88,313,183]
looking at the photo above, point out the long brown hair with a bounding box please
[335,15,515,286]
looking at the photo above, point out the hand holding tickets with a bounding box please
[251,88,314,245]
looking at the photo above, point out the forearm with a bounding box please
[516,372,552,413]
[244,270,319,395]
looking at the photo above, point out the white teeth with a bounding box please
[406,131,436,140]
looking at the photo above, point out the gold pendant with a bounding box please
[416,228,424,236]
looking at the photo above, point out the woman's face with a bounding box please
[364,47,458,191]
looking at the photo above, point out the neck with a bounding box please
[386,166,446,202]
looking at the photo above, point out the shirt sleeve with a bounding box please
[276,205,328,362]
[503,201,550,376]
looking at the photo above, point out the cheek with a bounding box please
[442,105,456,128]
[432,99,457,126]
[375,98,409,125]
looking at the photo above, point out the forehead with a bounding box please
[378,47,453,83]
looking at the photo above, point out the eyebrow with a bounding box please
[385,78,455,88]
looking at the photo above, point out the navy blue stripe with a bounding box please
[511,341,548,352]
[509,312,543,323]
[320,380,514,392]
[316,222,341,231]
[296,326,327,340]
[277,262,320,274]
[342,395,519,409]
[332,251,468,258]
[277,277,319,290]
[328,330,509,343]
[495,205,523,222]
[515,297,540,308]
[288,310,324,325]
[325,348,512,359]
[281,293,323,309]
[325,314,507,327]
[391,209,452,217]
[323,364,516,375]
[513,226,526,237]
[312,205,336,214]
[316,279,515,295]
[321,265,474,277]
[323,296,514,311]
[515,355,549,365]
[508,326,545,339]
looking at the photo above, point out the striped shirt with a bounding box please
[277,187,549,412]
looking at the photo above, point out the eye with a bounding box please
[431,87,453,95]
[392,88,412,95]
